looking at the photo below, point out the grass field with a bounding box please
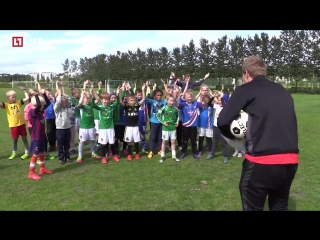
[0,88,319,210]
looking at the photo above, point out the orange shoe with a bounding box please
[102,157,108,164]
[113,155,120,162]
[40,168,53,175]
[28,173,41,180]
[127,155,133,161]
[92,153,101,159]
[135,154,140,160]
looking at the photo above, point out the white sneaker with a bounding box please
[232,151,238,157]
[172,156,180,162]
[237,153,243,158]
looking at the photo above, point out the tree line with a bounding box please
[59,30,320,87]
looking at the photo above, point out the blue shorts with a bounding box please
[30,140,46,155]
[139,122,147,135]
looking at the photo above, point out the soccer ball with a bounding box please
[230,112,248,139]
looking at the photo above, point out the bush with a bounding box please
[289,87,320,94]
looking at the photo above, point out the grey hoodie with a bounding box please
[54,95,71,129]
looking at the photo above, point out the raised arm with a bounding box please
[54,88,62,112]
[138,84,146,105]
[21,87,29,103]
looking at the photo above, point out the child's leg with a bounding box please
[114,125,119,155]
[70,125,75,151]
[161,140,166,157]
[156,124,162,153]
[189,127,198,156]
[206,128,213,153]
[149,123,157,153]
[20,125,29,156]
[219,134,229,163]
[176,121,182,148]
[181,126,189,154]
[89,128,98,157]
[39,150,52,174]
[11,138,18,155]
[100,144,107,158]
[206,137,213,152]
[56,129,65,163]
[64,128,71,160]
[139,123,147,150]
[29,153,40,179]
[198,128,205,153]
[207,128,220,159]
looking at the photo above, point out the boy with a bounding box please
[135,88,148,153]
[93,81,103,152]
[0,88,30,160]
[44,88,56,152]
[146,88,166,158]
[70,87,81,153]
[156,94,180,163]
[28,89,52,180]
[70,87,81,133]
[92,87,120,164]
[54,88,72,164]
[76,81,100,163]
[119,84,146,160]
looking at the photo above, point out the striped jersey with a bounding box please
[29,108,46,141]
[178,98,202,127]
[199,104,214,129]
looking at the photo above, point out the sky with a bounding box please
[0,30,281,75]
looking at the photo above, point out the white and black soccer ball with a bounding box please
[230,112,248,139]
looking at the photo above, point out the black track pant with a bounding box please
[239,159,298,211]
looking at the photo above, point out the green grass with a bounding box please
[0,88,319,210]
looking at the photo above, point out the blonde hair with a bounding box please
[6,90,16,96]
[84,92,92,100]
[242,55,267,78]
[31,95,45,107]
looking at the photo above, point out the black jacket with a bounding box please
[217,75,299,156]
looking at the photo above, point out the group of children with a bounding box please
[1,74,244,180]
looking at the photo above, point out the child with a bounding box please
[198,94,214,157]
[54,88,72,164]
[25,88,55,162]
[156,94,180,163]
[76,81,100,163]
[0,88,30,160]
[174,86,183,150]
[44,88,56,152]
[119,84,146,160]
[109,91,122,156]
[178,79,203,159]
[145,88,166,158]
[92,87,120,164]
[206,94,229,163]
[118,93,128,154]
[93,81,103,152]
[135,88,148,153]
[70,87,81,133]
[28,89,53,180]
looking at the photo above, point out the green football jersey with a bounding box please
[79,98,95,129]
[156,104,179,131]
[71,97,80,118]
[93,89,103,120]
[93,99,119,129]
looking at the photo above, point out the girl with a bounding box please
[197,94,214,157]
[178,79,203,159]
[206,94,229,163]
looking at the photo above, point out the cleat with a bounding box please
[28,173,41,180]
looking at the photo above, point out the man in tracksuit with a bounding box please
[217,55,299,211]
